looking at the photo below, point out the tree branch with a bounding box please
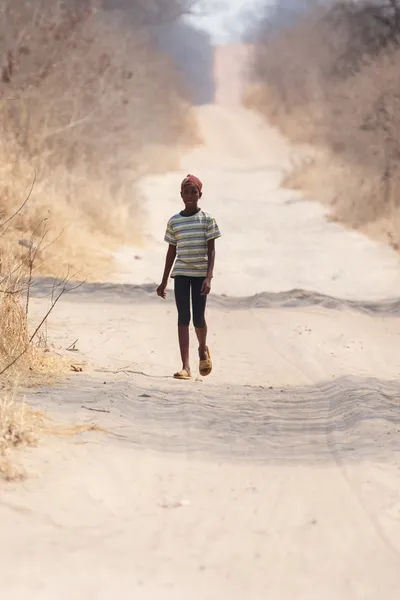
[0,276,85,376]
[0,170,36,231]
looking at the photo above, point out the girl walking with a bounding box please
[157,174,221,380]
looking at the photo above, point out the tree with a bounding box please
[103,0,207,26]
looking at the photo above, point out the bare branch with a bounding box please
[0,276,85,377]
[0,170,36,231]
[40,108,100,140]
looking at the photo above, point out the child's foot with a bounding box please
[199,346,212,377]
[173,367,192,380]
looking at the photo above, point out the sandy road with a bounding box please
[2,105,400,599]
[118,105,400,299]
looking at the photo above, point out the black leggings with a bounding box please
[174,276,207,329]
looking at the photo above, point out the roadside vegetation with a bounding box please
[247,0,400,249]
[0,0,207,479]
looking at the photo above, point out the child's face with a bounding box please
[181,184,202,209]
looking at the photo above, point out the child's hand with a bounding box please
[157,283,167,299]
[201,277,212,296]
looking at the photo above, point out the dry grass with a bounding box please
[0,0,201,480]
[0,227,87,481]
[0,240,66,381]
[0,391,105,481]
[0,394,42,481]
[0,0,198,281]
[248,1,400,248]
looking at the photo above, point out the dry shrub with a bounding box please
[0,295,29,367]
[0,0,201,481]
[248,0,400,247]
[0,0,197,280]
[0,392,105,481]
[0,253,65,384]
[0,394,42,480]
[0,208,82,386]
[0,242,104,481]
[0,248,37,374]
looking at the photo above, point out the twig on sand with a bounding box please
[94,367,170,379]
[81,406,111,414]
[66,339,79,352]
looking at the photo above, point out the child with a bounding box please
[157,174,221,380]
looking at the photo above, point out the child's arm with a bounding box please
[157,244,176,299]
[201,239,216,296]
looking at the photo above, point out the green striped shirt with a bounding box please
[164,210,221,278]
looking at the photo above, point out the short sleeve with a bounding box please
[206,216,221,242]
[164,219,177,246]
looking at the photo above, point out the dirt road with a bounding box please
[2,105,400,600]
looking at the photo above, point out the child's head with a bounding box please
[181,174,203,209]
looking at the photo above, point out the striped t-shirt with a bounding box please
[164,209,221,278]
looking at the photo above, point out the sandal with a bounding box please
[173,369,192,380]
[199,346,212,377]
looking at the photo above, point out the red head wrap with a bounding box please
[181,174,203,193]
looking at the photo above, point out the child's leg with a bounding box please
[191,277,208,361]
[174,276,191,373]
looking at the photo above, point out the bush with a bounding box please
[0,0,197,279]
[0,0,204,478]
[248,0,400,246]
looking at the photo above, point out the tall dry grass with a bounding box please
[0,197,111,480]
[0,0,203,478]
[0,220,71,480]
[0,228,73,383]
[247,0,400,248]
[0,0,197,280]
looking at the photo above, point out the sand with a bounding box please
[2,104,400,600]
